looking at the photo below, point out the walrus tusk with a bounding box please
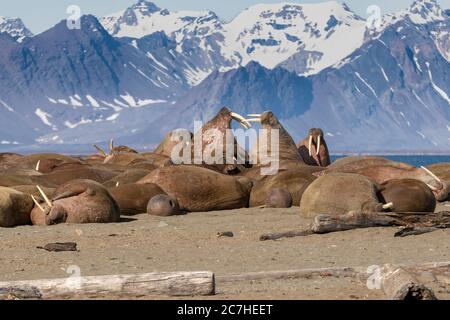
[35,160,40,171]
[316,135,321,156]
[231,112,252,128]
[308,135,313,157]
[93,144,107,157]
[247,114,262,117]
[109,139,114,154]
[420,166,442,183]
[426,184,439,191]
[36,186,52,208]
[31,195,44,212]
[246,118,261,123]
[116,182,120,187]
[382,202,394,210]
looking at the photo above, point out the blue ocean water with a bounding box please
[331,155,450,167]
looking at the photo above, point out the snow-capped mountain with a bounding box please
[0,0,449,152]
[100,1,368,80]
[0,16,32,42]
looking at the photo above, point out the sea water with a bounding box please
[331,155,450,167]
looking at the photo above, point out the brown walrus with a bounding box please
[297,128,331,167]
[318,157,449,202]
[103,169,153,188]
[0,187,33,227]
[190,107,253,174]
[31,179,120,225]
[137,165,253,212]
[154,129,193,159]
[248,111,304,175]
[300,173,393,218]
[109,183,167,215]
[92,139,143,166]
[35,166,118,186]
[265,188,293,208]
[12,153,82,174]
[249,168,317,207]
[379,179,436,213]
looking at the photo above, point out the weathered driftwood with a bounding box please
[0,271,215,300]
[380,265,437,300]
[259,211,450,241]
[394,226,439,237]
[217,267,362,283]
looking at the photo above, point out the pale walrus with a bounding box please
[137,165,253,212]
[379,179,436,213]
[0,187,33,228]
[318,157,449,202]
[147,195,184,217]
[297,128,331,167]
[300,173,393,218]
[109,183,167,215]
[31,179,120,225]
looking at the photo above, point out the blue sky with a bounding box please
[1,0,449,34]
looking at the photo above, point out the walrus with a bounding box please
[154,129,193,159]
[265,188,292,208]
[0,187,33,227]
[12,153,82,174]
[190,107,253,174]
[92,139,143,166]
[379,179,436,213]
[30,179,120,225]
[141,153,173,168]
[147,195,184,217]
[426,163,450,198]
[103,169,153,188]
[248,111,304,174]
[297,128,331,167]
[249,168,317,207]
[109,183,167,215]
[318,157,449,202]
[34,166,118,186]
[137,165,253,212]
[300,173,393,218]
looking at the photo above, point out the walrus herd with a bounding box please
[0,108,449,228]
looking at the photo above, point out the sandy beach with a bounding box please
[1,203,450,300]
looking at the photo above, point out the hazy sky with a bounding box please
[1,0,449,34]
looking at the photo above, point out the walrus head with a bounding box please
[248,111,303,165]
[93,139,138,163]
[147,194,184,217]
[31,186,68,225]
[419,166,449,202]
[194,107,253,173]
[303,128,331,167]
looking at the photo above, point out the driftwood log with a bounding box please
[260,211,450,241]
[380,265,436,300]
[0,271,215,300]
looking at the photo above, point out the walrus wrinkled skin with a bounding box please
[297,128,331,167]
[265,188,292,208]
[300,173,388,218]
[138,165,253,212]
[147,195,184,217]
[109,183,167,215]
[319,157,449,202]
[192,107,252,174]
[249,168,316,207]
[31,179,120,225]
[250,111,304,166]
[11,153,82,173]
[103,169,153,188]
[379,179,436,213]
[154,129,193,159]
[0,187,33,228]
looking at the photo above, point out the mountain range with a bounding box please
[0,0,449,153]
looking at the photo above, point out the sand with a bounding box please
[1,203,450,300]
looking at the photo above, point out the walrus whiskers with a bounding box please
[420,166,442,183]
[36,185,52,208]
[31,195,45,212]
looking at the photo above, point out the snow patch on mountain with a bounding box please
[0,16,32,42]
